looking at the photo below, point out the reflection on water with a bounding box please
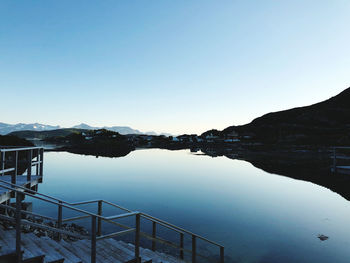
[29,149,350,263]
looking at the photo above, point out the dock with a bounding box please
[331,147,350,175]
[0,146,225,263]
[0,146,43,203]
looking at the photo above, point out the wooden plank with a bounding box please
[20,235,48,262]
[103,239,134,262]
[28,238,69,263]
[58,239,90,263]
[41,236,83,263]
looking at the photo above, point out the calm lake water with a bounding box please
[28,149,350,263]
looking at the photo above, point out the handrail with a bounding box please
[0,183,101,218]
[0,177,224,250]
[0,146,224,263]
[0,168,15,173]
[105,211,140,220]
[331,146,350,174]
[0,146,42,152]
[0,183,142,263]
[0,180,224,262]
[1,146,44,185]
[140,212,222,247]
[0,178,66,203]
[0,203,57,222]
[71,199,223,246]
[1,173,220,246]
[0,214,88,240]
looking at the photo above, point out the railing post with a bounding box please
[152,221,156,251]
[36,149,39,176]
[5,199,10,216]
[57,201,63,241]
[97,200,102,236]
[333,147,337,174]
[0,151,5,176]
[220,246,224,263]
[16,192,22,263]
[180,233,184,260]
[91,215,96,263]
[192,235,196,263]
[27,150,32,181]
[135,213,140,262]
[39,148,44,177]
[12,151,18,184]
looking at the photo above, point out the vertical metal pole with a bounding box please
[4,200,8,216]
[220,246,224,263]
[91,216,96,263]
[0,151,4,176]
[39,148,44,177]
[58,201,62,241]
[152,221,156,251]
[27,150,32,181]
[16,192,22,263]
[97,200,102,236]
[12,151,18,184]
[192,235,196,263]
[180,233,184,260]
[333,147,337,174]
[36,149,39,176]
[135,213,140,262]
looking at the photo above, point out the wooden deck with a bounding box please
[0,175,42,203]
[0,226,186,263]
[1,146,44,204]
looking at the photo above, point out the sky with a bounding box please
[0,1,350,135]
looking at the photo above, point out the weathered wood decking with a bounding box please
[0,175,41,203]
[0,227,185,263]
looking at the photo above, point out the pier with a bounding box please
[0,146,224,263]
[331,147,350,175]
[0,146,43,203]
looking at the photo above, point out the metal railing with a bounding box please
[0,146,44,183]
[331,147,350,174]
[0,146,224,263]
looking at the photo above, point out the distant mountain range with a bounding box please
[0,123,60,135]
[72,123,143,135]
[1,122,170,136]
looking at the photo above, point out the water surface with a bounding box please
[29,149,350,263]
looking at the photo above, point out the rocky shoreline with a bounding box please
[0,202,89,242]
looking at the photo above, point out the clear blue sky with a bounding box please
[1,1,349,135]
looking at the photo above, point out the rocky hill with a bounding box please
[220,87,350,145]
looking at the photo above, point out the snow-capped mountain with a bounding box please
[72,123,143,135]
[1,122,171,136]
[0,122,60,135]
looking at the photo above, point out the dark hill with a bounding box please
[222,87,350,145]
[0,135,34,147]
